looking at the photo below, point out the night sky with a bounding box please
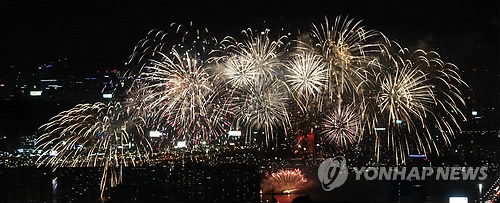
[1,2,498,201]
[3,0,499,107]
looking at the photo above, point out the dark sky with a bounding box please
[2,0,500,106]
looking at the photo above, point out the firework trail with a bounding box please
[35,102,152,197]
[266,169,308,193]
[123,83,173,152]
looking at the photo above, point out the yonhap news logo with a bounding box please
[318,156,488,191]
[318,156,348,191]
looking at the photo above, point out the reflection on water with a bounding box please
[261,193,303,203]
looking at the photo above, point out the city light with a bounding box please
[30,91,42,96]
[102,93,112,99]
[228,131,242,136]
[176,141,187,148]
[49,150,58,156]
[449,197,468,203]
[149,130,163,138]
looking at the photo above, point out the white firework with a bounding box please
[320,104,361,150]
[311,16,387,101]
[371,42,467,164]
[236,78,291,145]
[35,102,152,197]
[223,55,258,88]
[212,28,287,88]
[285,51,328,110]
[139,49,234,145]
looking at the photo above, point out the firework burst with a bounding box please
[310,16,387,102]
[35,102,152,197]
[210,29,291,146]
[267,169,308,193]
[235,78,291,146]
[320,104,361,150]
[124,82,157,124]
[138,49,234,146]
[212,28,288,88]
[222,55,259,88]
[285,51,328,111]
[370,42,467,164]
[124,22,234,147]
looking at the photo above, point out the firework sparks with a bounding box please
[125,22,234,147]
[310,16,387,101]
[124,18,467,165]
[124,17,468,164]
[320,104,361,150]
[210,28,291,146]
[35,102,152,197]
[236,78,291,146]
[138,49,234,146]
[267,169,308,193]
[222,55,259,88]
[371,42,467,164]
[124,82,157,124]
[212,28,288,88]
[285,51,328,110]
[126,22,217,71]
